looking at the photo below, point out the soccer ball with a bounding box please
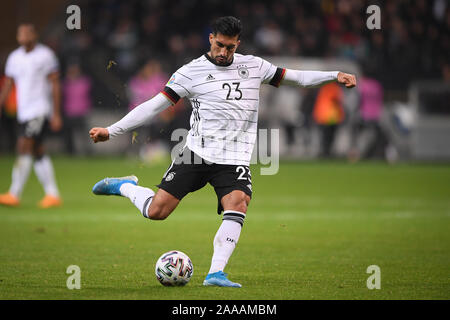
[155,250,194,286]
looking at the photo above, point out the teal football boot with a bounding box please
[92,175,138,196]
[203,271,242,288]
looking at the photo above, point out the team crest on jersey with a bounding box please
[167,74,176,85]
[237,65,249,79]
[165,172,176,182]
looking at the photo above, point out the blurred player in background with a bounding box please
[0,23,62,208]
[89,17,356,287]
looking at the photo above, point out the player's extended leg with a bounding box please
[0,137,34,207]
[33,142,62,208]
[203,190,250,288]
[92,176,180,219]
[146,189,180,220]
[121,184,180,219]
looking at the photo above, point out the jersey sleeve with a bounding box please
[161,65,192,105]
[4,53,16,78]
[258,57,286,88]
[44,49,59,75]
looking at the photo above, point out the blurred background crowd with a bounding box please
[0,0,449,162]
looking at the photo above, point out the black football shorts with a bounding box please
[157,147,252,214]
[18,116,49,144]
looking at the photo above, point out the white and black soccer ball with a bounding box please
[155,250,194,286]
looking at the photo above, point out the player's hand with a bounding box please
[337,72,357,88]
[89,127,110,143]
[50,115,63,132]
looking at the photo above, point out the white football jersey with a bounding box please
[5,43,59,123]
[162,53,285,166]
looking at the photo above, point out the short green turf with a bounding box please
[0,156,449,299]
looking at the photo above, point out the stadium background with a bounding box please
[0,0,449,300]
[1,0,449,160]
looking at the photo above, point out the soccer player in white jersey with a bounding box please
[90,16,356,287]
[0,24,62,208]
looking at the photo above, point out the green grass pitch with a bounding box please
[0,156,449,300]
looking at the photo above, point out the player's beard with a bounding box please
[214,55,230,66]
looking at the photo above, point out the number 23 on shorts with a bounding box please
[236,166,251,183]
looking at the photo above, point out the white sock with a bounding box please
[33,155,60,197]
[9,155,33,198]
[208,210,246,274]
[119,183,155,218]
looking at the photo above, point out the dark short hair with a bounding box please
[18,23,37,32]
[211,16,242,39]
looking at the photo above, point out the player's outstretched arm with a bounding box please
[282,69,356,88]
[89,92,172,143]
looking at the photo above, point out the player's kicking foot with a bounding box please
[38,195,62,209]
[92,175,138,196]
[0,192,20,207]
[203,271,242,288]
